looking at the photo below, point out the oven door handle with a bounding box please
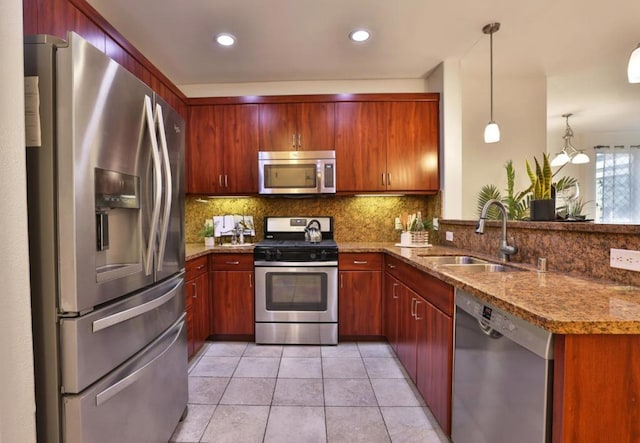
[254,260,338,267]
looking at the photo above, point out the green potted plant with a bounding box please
[525,153,555,221]
[199,221,215,247]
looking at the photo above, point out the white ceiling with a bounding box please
[87,0,640,133]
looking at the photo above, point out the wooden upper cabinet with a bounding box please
[259,102,335,151]
[222,104,259,194]
[188,105,224,194]
[335,100,439,193]
[188,104,258,194]
[387,101,439,192]
[335,102,389,192]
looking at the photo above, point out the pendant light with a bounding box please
[628,43,640,83]
[483,22,501,143]
[550,113,590,167]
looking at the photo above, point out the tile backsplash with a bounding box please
[186,194,441,243]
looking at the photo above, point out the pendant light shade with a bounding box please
[484,122,500,143]
[550,113,590,166]
[483,22,501,144]
[628,44,640,83]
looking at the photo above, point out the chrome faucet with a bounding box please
[476,199,518,262]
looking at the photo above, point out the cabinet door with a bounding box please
[383,274,401,353]
[338,271,382,336]
[397,286,418,382]
[335,102,389,192]
[189,272,210,355]
[297,102,335,150]
[386,101,439,192]
[188,106,224,193]
[416,300,452,435]
[258,103,298,151]
[221,104,259,194]
[211,271,255,335]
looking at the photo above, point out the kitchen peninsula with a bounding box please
[187,236,640,443]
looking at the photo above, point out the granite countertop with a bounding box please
[187,242,640,334]
[186,242,255,260]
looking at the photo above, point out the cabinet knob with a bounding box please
[225,261,240,265]
[353,260,368,265]
[387,263,396,269]
[196,264,205,270]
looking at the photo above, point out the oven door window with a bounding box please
[263,164,317,189]
[265,272,327,311]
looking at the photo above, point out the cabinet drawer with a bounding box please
[186,256,208,280]
[209,253,254,271]
[385,255,453,316]
[339,253,383,270]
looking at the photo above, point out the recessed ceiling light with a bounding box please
[349,29,370,42]
[215,33,236,47]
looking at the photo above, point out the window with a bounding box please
[594,145,640,223]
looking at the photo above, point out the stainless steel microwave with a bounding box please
[258,150,336,195]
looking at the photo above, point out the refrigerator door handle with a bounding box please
[143,95,162,276]
[95,318,184,406]
[154,103,172,272]
[91,277,182,333]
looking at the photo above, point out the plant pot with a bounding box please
[204,237,215,247]
[530,199,556,221]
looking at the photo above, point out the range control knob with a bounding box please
[320,250,328,260]
[264,249,272,260]
[275,249,282,260]
[310,252,317,260]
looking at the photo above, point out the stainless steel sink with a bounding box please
[439,263,523,273]
[417,255,489,265]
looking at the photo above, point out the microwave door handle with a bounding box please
[154,103,172,272]
[317,164,322,192]
[143,95,161,276]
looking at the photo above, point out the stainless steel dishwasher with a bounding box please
[452,289,554,443]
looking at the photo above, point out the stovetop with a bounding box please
[255,239,337,249]
[255,216,337,262]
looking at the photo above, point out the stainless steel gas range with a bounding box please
[254,216,338,345]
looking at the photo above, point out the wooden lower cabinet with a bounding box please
[210,254,255,337]
[338,253,383,337]
[553,334,640,442]
[416,298,453,435]
[384,255,453,436]
[397,286,419,381]
[185,256,211,359]
[383,274,401,352]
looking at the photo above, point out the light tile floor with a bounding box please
[171,341,449,443]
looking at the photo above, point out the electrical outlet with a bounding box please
[610,248,640,272]
[432,217,439,230]
[445,231,454,242]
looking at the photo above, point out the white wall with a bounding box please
[0,0,37,442]
[459,37,547,219]
[428,60,463,219]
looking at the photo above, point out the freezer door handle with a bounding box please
[95,319,185,406]
[143,95,162,276]
[154,103,172,272]
[92,277,182,333]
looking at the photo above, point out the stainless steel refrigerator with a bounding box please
[24,32,187,443]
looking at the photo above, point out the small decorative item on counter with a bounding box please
[409,211,431,245]
[400,231,412,246]
[199,219,216,247]
[396,211,432,247]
